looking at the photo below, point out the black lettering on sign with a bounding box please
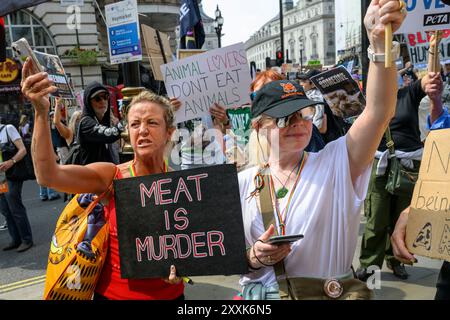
[413,222,432,251]
[113,164,247,279]
[423,13,450,27]
[439,224,450,256]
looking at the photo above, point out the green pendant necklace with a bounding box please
[271,152,306,199]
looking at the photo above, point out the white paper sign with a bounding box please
[406,30,450,69]
[105,0,142,65]
[161,43,252,123]
[395,0,450,34]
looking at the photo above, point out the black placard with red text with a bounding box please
[114,164,248,279]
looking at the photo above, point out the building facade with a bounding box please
[0,0,192,123]
[245,0,335,71]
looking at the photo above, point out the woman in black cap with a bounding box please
[239,0,406,300]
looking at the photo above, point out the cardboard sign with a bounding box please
[161,43,252,123]
[406,30,450,69]
[310,66,365,119]
[113,164,248,279]
[396,0,450,34]
[177,49,207,60]
[105,0,142,65]
[141,25,173,81]
[406,129,450,262]
[34,51,74,99]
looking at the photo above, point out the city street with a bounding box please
[0,180,443,300]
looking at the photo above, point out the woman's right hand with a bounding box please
[170,97,182,112]
[21,58,57,115]
[249,225,292,268]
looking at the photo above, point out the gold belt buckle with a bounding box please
[323,279,344,299]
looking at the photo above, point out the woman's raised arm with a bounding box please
[21,58,116,195]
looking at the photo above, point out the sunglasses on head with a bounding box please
[92,94,109,102]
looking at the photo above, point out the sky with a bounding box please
[201,0,280,47]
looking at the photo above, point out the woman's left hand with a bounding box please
[163,265,183,285]
[0,160,14,173]
[210,103,229,124]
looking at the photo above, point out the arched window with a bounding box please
[4,10,56,58]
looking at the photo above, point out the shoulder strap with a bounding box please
[256,172,286,279]
[73,116,88,145]
[384,127,395,156]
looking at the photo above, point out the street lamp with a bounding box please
[299,40,304,72]
[214,5,224,48]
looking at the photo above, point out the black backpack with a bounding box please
[63,117,87,165]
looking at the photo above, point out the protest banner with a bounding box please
[406,30,450,69]
[396,0,450,34]
[177,49,206,60]
[406,129,450,263]
[141,24,173,81]
[310,66,365,119]
[105,0,142,65]
[113,164,248,279]
[161,43,252,123]
[34,51,74,99]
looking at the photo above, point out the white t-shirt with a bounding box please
[238,136,371,287]
[0,125,21,144]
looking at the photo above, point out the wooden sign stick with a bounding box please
[428,31,443,73]
[385,1,405,68]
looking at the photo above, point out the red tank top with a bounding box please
[95,170,184,300]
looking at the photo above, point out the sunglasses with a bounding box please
[261,107,316,128]
[92,94,109,102]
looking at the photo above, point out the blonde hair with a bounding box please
[127,90,175,129]
[247,116,271,167]
[68,111,82,144]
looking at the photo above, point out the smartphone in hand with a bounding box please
[267,234,304,245]
[11,38,44,74]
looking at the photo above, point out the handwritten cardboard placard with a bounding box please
[161,43,252,123]
[396,0,450,34]
[141,25,173,82]
[406,129,450,262]
[406,30,450,69]
[113,164,248,279]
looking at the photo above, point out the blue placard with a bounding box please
[109,23,141,57]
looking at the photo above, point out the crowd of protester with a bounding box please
[1,0,450,300]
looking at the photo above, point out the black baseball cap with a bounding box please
[296,69,321,81]
[251,80,324,119]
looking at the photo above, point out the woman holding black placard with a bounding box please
[21,66,184,299]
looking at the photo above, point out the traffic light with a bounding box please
[276,50,283,67]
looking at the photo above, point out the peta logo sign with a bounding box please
[396,0,450,34]
[423,13,450,26]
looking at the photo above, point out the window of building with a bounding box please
[4,9,56,57]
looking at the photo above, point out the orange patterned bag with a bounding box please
[43,191,111,300]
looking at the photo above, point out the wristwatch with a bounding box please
[367,41,400,63]
[11,158,16,165]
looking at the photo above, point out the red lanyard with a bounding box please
[268,152,307,236]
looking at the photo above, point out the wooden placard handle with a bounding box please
[385,23,393,68]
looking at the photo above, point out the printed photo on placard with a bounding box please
[310,66,365,120]
[33,51,74,99]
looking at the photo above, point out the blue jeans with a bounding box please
[39,186,58,199]
[0,180,33,244]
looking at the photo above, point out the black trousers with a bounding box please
[435,261,450,300]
